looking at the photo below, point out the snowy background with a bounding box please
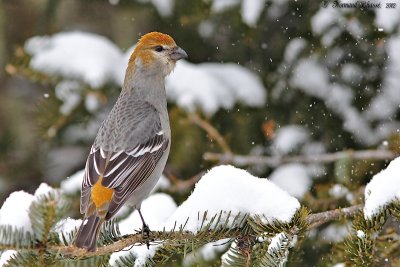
[1,0,400,266]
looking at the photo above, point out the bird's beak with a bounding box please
[170,46,188,61]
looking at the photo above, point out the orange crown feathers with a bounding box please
[129,32,177,64]
[138,32,176,47]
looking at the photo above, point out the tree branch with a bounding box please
[2,204,363,258]
[49,230,241,258]
[204,149,396,167]
[189,113,232,153]
[168,171,206,193]
[306,204,363,229]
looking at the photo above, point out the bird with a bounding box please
[74,32,187,252]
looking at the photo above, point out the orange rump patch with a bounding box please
[91,176,114,208]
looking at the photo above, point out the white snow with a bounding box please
[311,6,341,35]
[0,250,17,267]
[54,217,82,243]
[365,36,400,121]
[113,165,300,265]
[320,224,349,242]
[321,27,342,47]
[283,38,307,63]
[346,18,364,38]
[183,239,230,266]
[210,0,267,27]
[364,157,400,219]
[0,183,56,234]
[55,80,82,115]
[0,191,34,233]
[198,21,215,38]
[210,0,240,13]
[329,184,350,199]
[269,163,312,199]
[138,0,174,17]
[166,61,266,115]
[109,193,177,267]
[25,32,123,88]
[3,165,300,266]
[301,142,327,178]
[25,31,266,116]
[85,93,101,113]
[291,58,330,98]
[266,1,288,19]
[34,183,55,198]
[109,244,158,267]
[373,0,400,32]
[241,0,266,27]
[301,5,400,146]
[266,232,294,266]
[200,63,266,108]
[273,38,307,97]
[150,174,171,193]
[272,125,310,155]
[164,165,300,233]
[267,232,287,253]
[329,184,354,202]
[291,57,386,145]
[311,5,363,44]
[118,193,177,235]
[341,63,362,84]
[220,241,238,266]
[356,230,365,239]
[60,169,85,194]
[292,6,400,147]
[114,164,300,264]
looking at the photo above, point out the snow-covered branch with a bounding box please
[51,229,239,258]
[9,204,363,259]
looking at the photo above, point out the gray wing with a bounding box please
[80,102,169,219]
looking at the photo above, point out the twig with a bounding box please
[189,113,232,153]
[168,171,206,193]
[3,204,364,258]
[50,231,197,258]
[306,204,363,229]
[204,149,396,167]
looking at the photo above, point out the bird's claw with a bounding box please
[141,224,151,249]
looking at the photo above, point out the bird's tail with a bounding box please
[74,214,104,252]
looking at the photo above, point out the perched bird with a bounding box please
[74,32,187,251]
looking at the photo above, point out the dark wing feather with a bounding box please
[80,100,169,217]
[80,145,112,214]
[80,131,169,217]
[104,136,169,219]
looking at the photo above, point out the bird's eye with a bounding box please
[154,46,164,52]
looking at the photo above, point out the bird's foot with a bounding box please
[141,223,150,238]
[141,224,151,249]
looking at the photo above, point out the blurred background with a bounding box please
[0,0,400,265]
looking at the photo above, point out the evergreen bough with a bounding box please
[1,192,400,266]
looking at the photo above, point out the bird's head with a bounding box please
[129,32,188,77]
